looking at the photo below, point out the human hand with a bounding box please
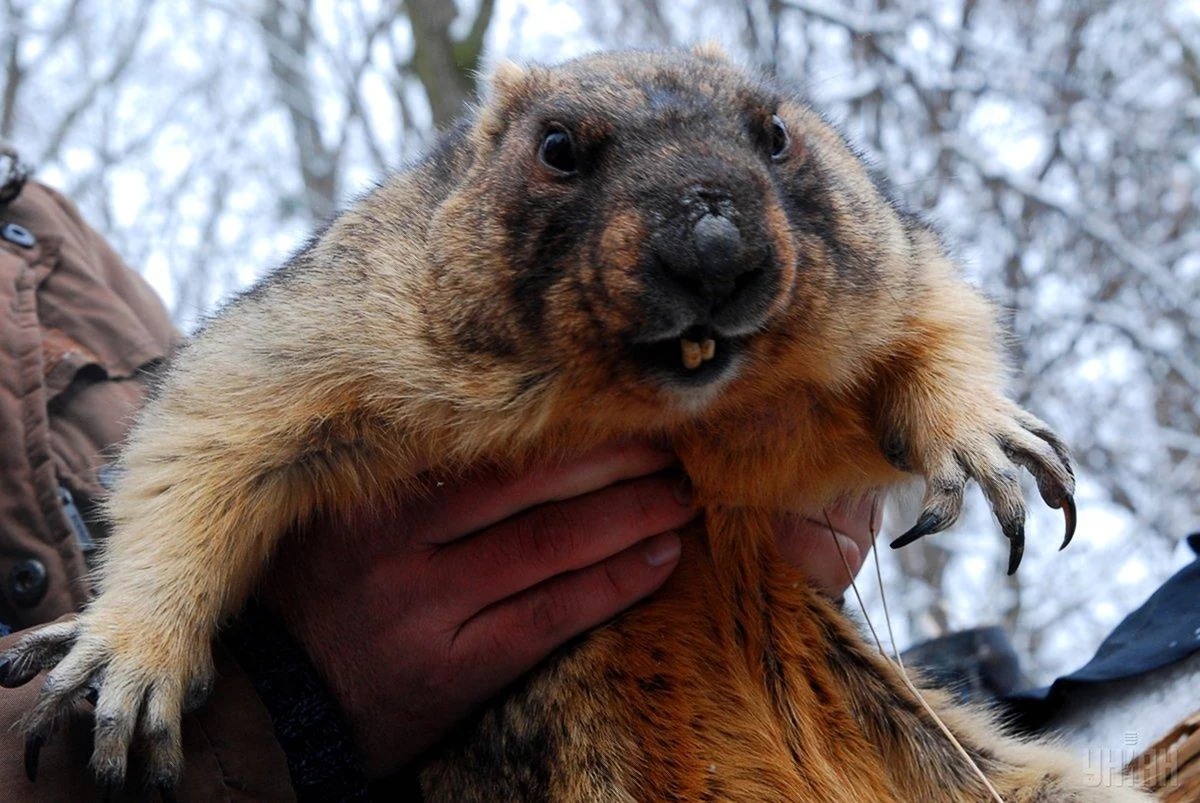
[262,442,694,777]
[263,441,879,778]
[775,495,883,598]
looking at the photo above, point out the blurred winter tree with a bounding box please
[2,0,1196,680]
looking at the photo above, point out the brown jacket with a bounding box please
[0,161,304,800]
[0,164,176,628]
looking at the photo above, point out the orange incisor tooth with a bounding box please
[681,339,703,370]
[700,338,716,360]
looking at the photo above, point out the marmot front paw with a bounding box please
[0,610,213,796]
[888,400,1076,574]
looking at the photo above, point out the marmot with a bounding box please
[0,48,1149,801]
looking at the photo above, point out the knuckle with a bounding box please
[94,711,121,730]
[596,559,628,603]
[1020,439,1060,472]
[13,636,49,658]
[938,504,963,527]
[992,432,1019,456]
[997,467,1021,491]
[40,672,72,697]
[1048,459,1075,490]
[524,587,569,637]
[628,481,663,526]
[980,469,1026,516]
[977,452,1019,488]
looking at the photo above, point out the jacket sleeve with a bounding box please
[0,623,299,802]
[0,177,181,629]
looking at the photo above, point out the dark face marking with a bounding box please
[504,190,599,336]
[777,156,862,284]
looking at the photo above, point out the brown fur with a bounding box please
[3,48,1149,800]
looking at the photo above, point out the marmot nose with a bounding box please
[693,214,742,280]
[651,212,768,316]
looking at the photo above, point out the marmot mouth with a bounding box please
[632,325,744,387]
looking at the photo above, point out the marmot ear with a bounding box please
[478,60,538,139]
[489,60,529,101]
[691,41,729,63]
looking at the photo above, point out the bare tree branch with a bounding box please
[407,0,491,129]
[36,1,155,166]
[259,0,339,221]
[1,0,23,140]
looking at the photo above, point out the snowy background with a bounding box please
[3,0,1197,683]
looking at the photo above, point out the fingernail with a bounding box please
[643,532,682,567]
[673,475,693,507]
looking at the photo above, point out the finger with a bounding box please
[38,646,100,706]
[409,441,677,546]
[18,634,102,782]
[433,472,695,615]
[1012,408,1074,479]
[775,512,865,596]
[803,494,882,554]
[452,531,681,689]
[996,425,1077,550]
[182,675,215,714]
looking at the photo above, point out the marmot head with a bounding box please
[424,47,905,418]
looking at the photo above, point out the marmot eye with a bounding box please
[539,127,577,174]
[769,115,790,161]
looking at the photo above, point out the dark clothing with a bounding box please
[1003,532,1200,730]
[224,605,372,801]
